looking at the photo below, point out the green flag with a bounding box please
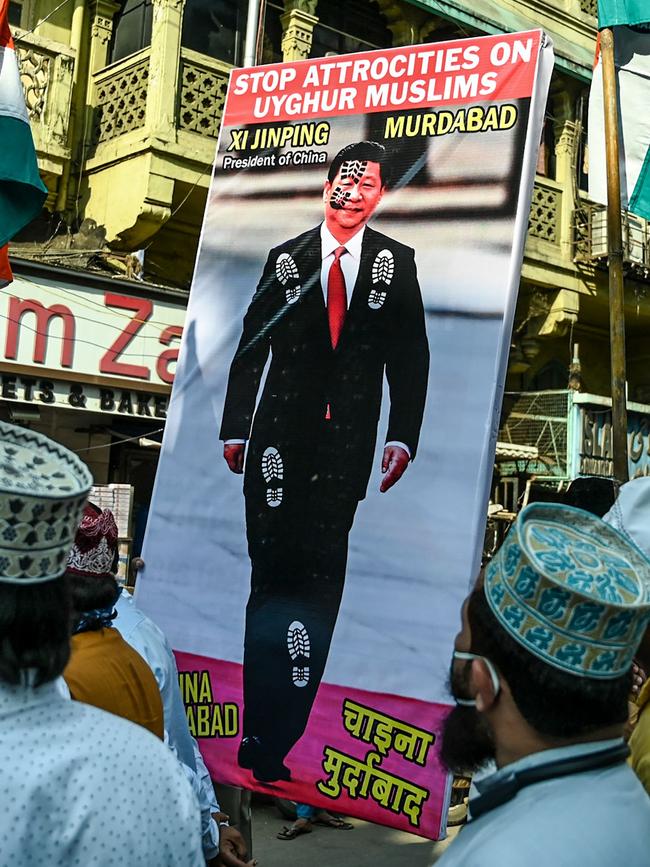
[598,0,650,28]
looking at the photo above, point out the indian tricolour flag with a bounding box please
[588,1,650,220]
[0,0,47,286]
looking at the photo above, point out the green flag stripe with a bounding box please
[598,0,650,28]
[629,147,650,221]
[0,115,48,247]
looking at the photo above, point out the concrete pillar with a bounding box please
[281,0,318,62]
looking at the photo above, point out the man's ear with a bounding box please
[323,180,331,202]
[472,658,499,713]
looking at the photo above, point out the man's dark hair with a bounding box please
[327,141,390,186]
[562,477,618,518]
[467,585,631,738]
[0,579,71,686]
[66,572,120,630]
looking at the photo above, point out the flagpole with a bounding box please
[600,26,629,484]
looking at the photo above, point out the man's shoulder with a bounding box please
[365,226,415,259]
[70,700,186,773]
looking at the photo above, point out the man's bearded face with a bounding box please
[323,159,384,234]
[439,653,496,775]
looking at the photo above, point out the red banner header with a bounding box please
[224,30,543,127]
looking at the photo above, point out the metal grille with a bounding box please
[499,391,570,477]
[574,201,650,280]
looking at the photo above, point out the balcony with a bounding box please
[14,29,75,201]
[84,46,230,253]
[574,200,650,280]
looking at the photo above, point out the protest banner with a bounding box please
[138,31,553,838]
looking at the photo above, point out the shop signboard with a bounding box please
[571,393,650,480]
[139,32,553,838]
[0,273,185,388]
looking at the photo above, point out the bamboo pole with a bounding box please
[600,27,629,484]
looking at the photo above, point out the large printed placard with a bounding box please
[138,32,553,839]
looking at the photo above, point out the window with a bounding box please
[310,0,392,57]
[110,0,153,63]
[8,1,22,27]
[182,0,249,66]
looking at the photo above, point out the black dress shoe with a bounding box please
[237,736,261,769]
[238,736,291,782]
[252,758,292,783]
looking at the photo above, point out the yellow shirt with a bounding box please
[629,678,650,795]
[65,627,164,739]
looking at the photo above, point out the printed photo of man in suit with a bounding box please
[220,141,430,783]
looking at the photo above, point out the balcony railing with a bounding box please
[527,177,563,247]
[14,30,75,168]
[93,49,150,144]
[574,200,650,279]
[177,48,231,138]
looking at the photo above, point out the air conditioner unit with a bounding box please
[625,213,647,265]
[590,207,608,258]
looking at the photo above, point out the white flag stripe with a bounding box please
[0,44,28,123]
[588,27,650,211]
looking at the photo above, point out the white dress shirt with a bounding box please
[115,590,221,859]
[0,677,203,866]
[227,222,410,458]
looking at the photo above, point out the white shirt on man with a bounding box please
[0,677,203,866]
[436,739,650,866]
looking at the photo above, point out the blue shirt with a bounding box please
[437,739,650,867]
[114,591,221,859]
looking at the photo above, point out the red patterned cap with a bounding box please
[66,503,118,579]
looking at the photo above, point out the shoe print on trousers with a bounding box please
[262,446,283,507]
[287,620,310,688]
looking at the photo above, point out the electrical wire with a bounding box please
[0,308,180,361]
[18,0,75,36]
[74,427,165,453]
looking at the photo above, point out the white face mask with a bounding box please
[452,651,501,707]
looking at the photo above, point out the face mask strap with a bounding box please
[453,651,501,707]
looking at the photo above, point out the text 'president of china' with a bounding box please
[220,141,430,784]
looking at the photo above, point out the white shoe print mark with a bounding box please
[287,620,310,661]
[292,666,310,688]
[262,446,283,483]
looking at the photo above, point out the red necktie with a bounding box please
[327,245,347,350]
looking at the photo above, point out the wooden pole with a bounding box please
[600,27,629,484]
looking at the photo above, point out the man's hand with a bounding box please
[380,445,410,493]
[217,825,256,867]
[223,443,245,474]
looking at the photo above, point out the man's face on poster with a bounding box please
[323,159,384,235]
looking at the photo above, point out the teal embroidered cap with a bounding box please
[484,502,650,678]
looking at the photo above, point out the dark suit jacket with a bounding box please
[220,224,429,500]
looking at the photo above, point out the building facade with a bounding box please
[5,0,650,543]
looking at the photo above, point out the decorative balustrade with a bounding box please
[177,49,231,138]
[93,50,150,144]
[578,0,597,17]
[528,178,562,246]
[14,30,75,163]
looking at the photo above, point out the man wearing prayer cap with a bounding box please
[603,476,650,794]
[437,502,650,867]
[63,501,164,737]
[0,421,203,866]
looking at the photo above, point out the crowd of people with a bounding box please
[2,418,650,865]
